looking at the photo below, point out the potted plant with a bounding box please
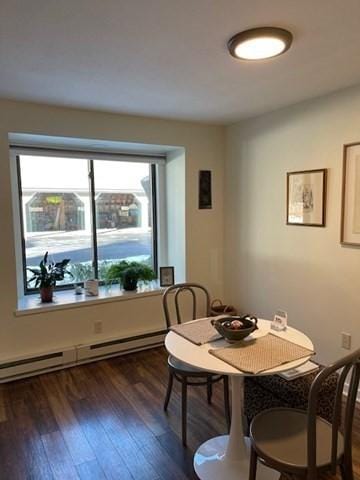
[69,262,94,284]
[27,252,73,302]
[69,262,94,294]
[106,260,156,291]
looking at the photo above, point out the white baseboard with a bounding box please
[0,329,166,383]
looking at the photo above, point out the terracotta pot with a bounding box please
[40,286,54,303]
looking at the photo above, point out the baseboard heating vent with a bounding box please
[0,348,76,382]
[0,331,166,382]
[77,329,167,363]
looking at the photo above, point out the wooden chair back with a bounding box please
[307,348,360,479]
[162,282,211,329]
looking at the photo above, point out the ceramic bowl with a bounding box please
[211,315,258,343]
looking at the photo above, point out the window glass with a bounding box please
[94,160,154,280]
[18,154,157,292]
[19,155,93,287]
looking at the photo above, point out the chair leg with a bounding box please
[181,378,188,446]
[207,375,213,404]
[340,461,353,480]
[163,370,174,411]
[249,446,258,480]
[223,375,231,432]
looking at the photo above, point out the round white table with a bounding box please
[165,319,314,480]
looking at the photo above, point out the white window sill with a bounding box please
[15,281,164,316]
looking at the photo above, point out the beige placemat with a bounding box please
[170,317,223,346]
[209,333,314,374]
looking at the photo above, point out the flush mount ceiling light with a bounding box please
[228,27,293,60]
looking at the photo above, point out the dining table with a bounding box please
[165,318,314,480]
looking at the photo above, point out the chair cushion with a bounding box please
[244,378,292,415]
[250,408,344,471]
[248,368,337,406]
[168,355,208,374]
[244,367,338,423]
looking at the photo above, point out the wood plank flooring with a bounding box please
[0,347,358,480]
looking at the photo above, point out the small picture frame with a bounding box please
[287,169,327,226]
[271,310,288,332]
[159,266,175,287]
[341,142,360,246]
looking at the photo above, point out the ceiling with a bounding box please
[1,0,360,124]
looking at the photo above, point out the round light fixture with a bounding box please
[228,27,293,60]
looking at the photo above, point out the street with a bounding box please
[25,228,152,266]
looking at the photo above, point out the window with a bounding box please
[94,160,155,280]
[16,151,159,293]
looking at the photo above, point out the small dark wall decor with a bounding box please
[199,170,212,209]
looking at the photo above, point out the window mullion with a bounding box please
[88,160,99,279]
[16,155,30,294]
[151,164,158,276]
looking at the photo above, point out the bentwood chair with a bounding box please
[163,282,231,446]
[249,348,360,480]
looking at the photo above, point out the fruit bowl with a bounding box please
[211,315,258,343]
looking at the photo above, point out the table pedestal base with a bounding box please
[194,435,279,480]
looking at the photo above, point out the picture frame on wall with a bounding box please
[287,169,327,227]
[199,170,212,209]
[341,142,360,246]
[159,266,175,287]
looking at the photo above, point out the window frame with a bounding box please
[14,150,162,295]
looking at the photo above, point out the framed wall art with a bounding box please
[287,169,327,227]
[159,266,175,287]
[341,142,360,246]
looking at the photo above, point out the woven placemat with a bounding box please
[209,333,314,374]
[170,317,223,346]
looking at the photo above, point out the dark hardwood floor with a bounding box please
[0,347,358,480]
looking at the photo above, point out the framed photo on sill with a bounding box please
[159,266,175,287]
[341,142,360,246]
[287,169,327,227]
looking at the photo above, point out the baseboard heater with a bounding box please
[0,348,76,382]
[0,330,166,383]
[76,329,167,363]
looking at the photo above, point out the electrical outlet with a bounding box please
[341,332,351,350]
[94,321,102,334]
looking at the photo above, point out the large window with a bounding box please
[16,152,158,293]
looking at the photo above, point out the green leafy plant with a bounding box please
[27,251,73,288]
[69,262,94,283]
[98,260,112,280]
[68,261,111,284]
[106,260,156,291]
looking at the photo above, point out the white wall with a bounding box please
[166,149,186,283]
[225,84,360,365]
[0,99,225,360]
